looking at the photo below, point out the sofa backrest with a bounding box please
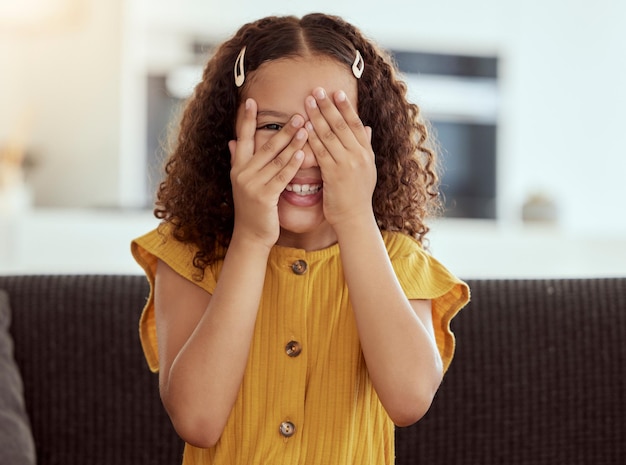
[1,275,184,465]
[1,275,625,464]
[396,277,626,464]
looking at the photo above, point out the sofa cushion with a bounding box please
[0,289,36,465]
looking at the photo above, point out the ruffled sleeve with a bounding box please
[383,232,470,373]
[130,222,220,372]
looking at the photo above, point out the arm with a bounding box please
[334,217,443,426]
[155,98,307,448]
[155,239,269,448]
[305,88,442,426]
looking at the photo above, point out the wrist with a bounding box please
[332,210,378,234]
[332,211,379,242]
[228,228,274,259]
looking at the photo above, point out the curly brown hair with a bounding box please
[155,13,442,274]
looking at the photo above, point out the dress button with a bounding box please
[279,421,296,438]
[285,340,302,357]
[291,260,308,275]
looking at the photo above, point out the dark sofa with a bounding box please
[0,274,624,464]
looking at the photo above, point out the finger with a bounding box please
[250,114,306,171]
[258,126,308,184]
[266,147,306,192]
[365,126,372,143]
[231,98,257,167]
[333,90,370,148]
[304,119,335,168]
[304,98,343,166]
[309,87,361,151]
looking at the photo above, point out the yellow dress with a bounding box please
[132,223,469,465]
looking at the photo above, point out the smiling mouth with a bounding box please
[285,183,322,196]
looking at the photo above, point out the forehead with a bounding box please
[243,56,358,108]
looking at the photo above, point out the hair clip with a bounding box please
[234,46,246,87]
[352,50,364,79]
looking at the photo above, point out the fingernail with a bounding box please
[335,90,346,103]
[245,98,252,110]
[291,115,304,127]
[305,121,314,132]
[294,150,304,160]
[314,88,326,100]
[306,96,317,109]
[296,128,307,140]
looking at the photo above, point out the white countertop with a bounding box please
[1,209,625,279]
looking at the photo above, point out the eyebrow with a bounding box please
[256,110,291,119]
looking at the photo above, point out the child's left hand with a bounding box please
[304,87,377,229]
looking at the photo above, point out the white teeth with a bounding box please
[286,183,322,195]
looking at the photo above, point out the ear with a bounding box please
[228,140,237,166]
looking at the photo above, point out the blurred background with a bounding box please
[1,0,625,278]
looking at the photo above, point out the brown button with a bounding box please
[285,340,302,357]
[291,260,308,275]
[279,421,296,438]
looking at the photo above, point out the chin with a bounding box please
[278,214,325,235]
[278,205,331,236]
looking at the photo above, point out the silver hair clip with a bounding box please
[352,50,364,79]
[234,46,246,87]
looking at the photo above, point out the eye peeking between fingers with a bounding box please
[257,123,284,131]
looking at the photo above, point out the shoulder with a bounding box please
[381,230,469,301]
[382,231,470,373]
[131,222,220,294]
[381,230,424,259]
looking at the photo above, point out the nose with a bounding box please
[299,140,318,169]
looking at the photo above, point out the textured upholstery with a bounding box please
[0,275,624,464]
[396,278,626,464]
[0,275,184,465]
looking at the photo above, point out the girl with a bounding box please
[132,13,469,465]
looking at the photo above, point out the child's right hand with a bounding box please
[228,98,307,249]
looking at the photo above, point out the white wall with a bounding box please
[1,0,625,277]
[0,0,123,208]
[129,0,626,237]
[6,0,622,233]
[500,0,626,237]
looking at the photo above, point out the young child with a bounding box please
[132,13,469,465]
